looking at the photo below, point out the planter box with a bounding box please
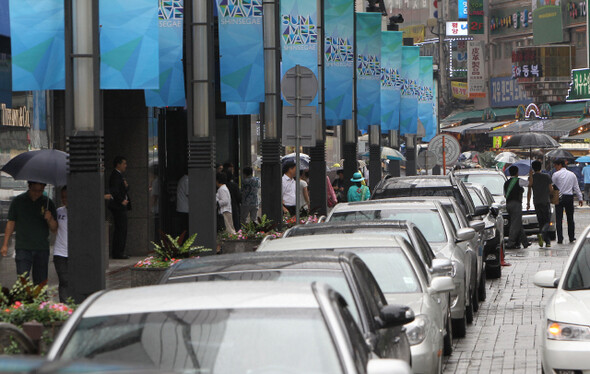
[130,266,168,287]
[220,239,261,254]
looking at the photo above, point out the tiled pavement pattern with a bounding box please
[443,207,590,374]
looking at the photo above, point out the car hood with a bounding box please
[384,292,424,316]
[549,289,590,325]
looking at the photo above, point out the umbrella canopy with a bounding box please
[504,159,532,177]
[381,147,406,161]
[1,149,67,186]
[576,155,590,163]
[503,133,559,149]
[281,153,310,170]
[494,152,517,162]
[495,153,519,164]
[545,149,575,161]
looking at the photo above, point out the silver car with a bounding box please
[326,200,477,339]
[258,234,456,374]
[48,281,412,374]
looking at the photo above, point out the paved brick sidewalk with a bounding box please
[443,209,590,373]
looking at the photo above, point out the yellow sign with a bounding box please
[451,82,469,100]
[401,25,425,44]
[493,136,502,148]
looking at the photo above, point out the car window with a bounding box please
[482,187,495,205]
[333,295,369,374]
[59,308,343,374]
[441,203,460,231]
[457,174,505,196]
[468,188,484,206]
[413,228,435,267]
[564,239,590,291]
[330,209,447,243]
[456,180,475,214]
[351,258,386,319]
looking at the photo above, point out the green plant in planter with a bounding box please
[219,215,281,240]
[135,232,212,268]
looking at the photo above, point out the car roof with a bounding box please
[258,233,408,252]
[453,168,504,175]
[82,281,322,317]
[332,198,438,212]
[166,250,353,279]
[380,175,453,188]
[286,221,412,236]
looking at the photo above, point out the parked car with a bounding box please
[533,225,590,373]
[161,251,412,365]
[258,234,456,374]
[464,182,505,279]
[453,168,506,205]
[327,199,477,339]
[48,281,412,374]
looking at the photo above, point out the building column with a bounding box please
[368,125,381,190]
[388,130,401,177]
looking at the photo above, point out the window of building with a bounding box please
[503,41,513,59]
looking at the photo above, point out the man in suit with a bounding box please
[109,156,130,259]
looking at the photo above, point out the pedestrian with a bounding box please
[176,173,189,235]
[347,172,370,202]
[332,169,345,202]
[241,166,260,224]
[504,165,529,249]
[216,172,236,234]
[552,159,583,244]
[299,169,311,213]
[326,175,338,209]
[108,156,130,259]
[282,162,297,216]
[0,181,57,285]
[527,160,554,248]
[582,162,590,206]
[224,169,241,231]
[53,187,69,302]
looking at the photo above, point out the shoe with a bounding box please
[570,239,576,244]
[557,240,563,244]
[113,255,130,259]
[545,241,551,248]
[537,234,544,247]
[505,245,520,250]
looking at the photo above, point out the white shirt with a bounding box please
[54,206,68,257]
[299,180,308,208]
[282,174,296,206]
[216,184,232,214]
[552,168,583,200]
[176,175,189,213]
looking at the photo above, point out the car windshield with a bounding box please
[331,209,447,242]
[170,270,359,322]
[374,186,455,198]
[59,308,342,374]
[335,247,421,293]
[457,174,504,196]
[467,189,484,206]
[564,239,590,291]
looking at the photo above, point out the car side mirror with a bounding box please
[469,220,485,232]
[490,206,499,217]
[533,270,559,288]
[473,205,490,216]
[375,304,414,329]
[456,227,476,242]
[428,276,455,294]
[367,359,412,374]
[430,258,453,277]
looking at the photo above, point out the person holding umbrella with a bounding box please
[552,159,583,244]
[504,166,529,250]
[1,181,57,285]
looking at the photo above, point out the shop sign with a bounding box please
[512,64,543,78]
[467,41,485,98]
[532,0,563,45]
[0,103,30,128]
[566,68,590,102]
[459,0,468,19]
[493,136,502,149]
[490,9,531,31]
[400,25,425,44]
[567,1,587,19]
[468,0,484,34]
[451,81,469,100]
[446,21,469,36]
[490,76,532,107]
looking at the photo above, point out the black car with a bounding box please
[161,251,413,365]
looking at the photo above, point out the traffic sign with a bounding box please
[428,134,461,166]
[281,66,318,106]
[417,150,437,170]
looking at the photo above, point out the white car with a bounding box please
[258,234,455,374]
[533,225,590,373]
[48,281,412,374]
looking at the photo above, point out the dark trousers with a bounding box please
[110,208,128,257]
[285,205,297,216]
[506,200,527,247]
[53,255,69,303]
[555,194,575,242]
[15,249,49,285]
[177,212,188,236]
[534,202,551,244]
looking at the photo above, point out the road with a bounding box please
[443,205,590,373]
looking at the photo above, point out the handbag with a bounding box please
[550,189,560,205]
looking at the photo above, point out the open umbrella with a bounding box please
[504,159,532,176]
[281,153,310,170]
[545,149,575,161]
[576,155,590,163]
[381,147,406,161]
[494,153,519,164]
[503,132,559,159]
[1,149,67,186]
[494,151,517,161]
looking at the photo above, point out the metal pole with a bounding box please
[295,65,301,224]
[369,125,381,190]
[438,0,450,118]
[66,0,106,303]
[388,130,401,176]
[442,134,447,175]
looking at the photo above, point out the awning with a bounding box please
[441,121,513,135]
[562,131,590,140]
[488,119,590,137]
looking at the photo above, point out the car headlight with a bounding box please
[483,227,495,241]
[547,320,590,341]
[406,315,427,346]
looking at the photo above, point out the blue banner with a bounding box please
[458,0,468,19]
[425,82,437,142]
[380,31,402,133]
[0,0,8,37]
[145,0,185,107]
[217,0,264,103]
[100,0,159,89]
[356,12,381,132]
[226,102,260,115]
[280,0,318,107]
[324,0,353,121]
[418,56,434,141]
[400,46,419,135]
[9,0,64,90]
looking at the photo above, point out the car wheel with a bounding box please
[478,268,487,302]
[466,289,474,324]
[443,311,453,356]
[472,283,479,313]
[452,316,466,338]
[487,263,501,279]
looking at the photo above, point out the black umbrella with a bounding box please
[503,133,560,149]
[545,148,575,161]
[1,149,67,186]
